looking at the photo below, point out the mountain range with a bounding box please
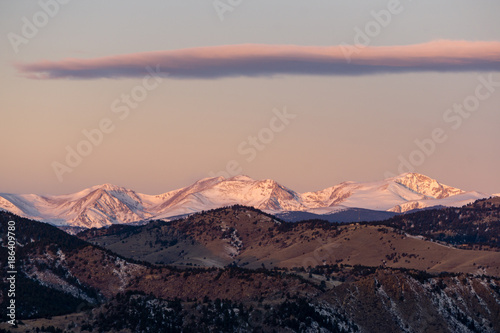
[1,203,500,332]
[0,173,491,228]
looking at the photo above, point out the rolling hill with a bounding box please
[79,205,500,277]
[1,208,500,332]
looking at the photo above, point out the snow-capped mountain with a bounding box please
[0,173,490,228]
[0,184,155,228]
[152,175,307,218]
[301,173,479,213]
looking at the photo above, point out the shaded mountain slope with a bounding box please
[382,196,500,249]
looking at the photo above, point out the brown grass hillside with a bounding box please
[80,206,500,276]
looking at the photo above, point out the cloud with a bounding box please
[15,40,500,80]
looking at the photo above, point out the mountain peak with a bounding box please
[94,183,127,192]
[227,175,255,182]
[0,173,485,228]
[196,176,225,182]
[391,173,463,199]
[260,178,279,185]
[392,172,432,181]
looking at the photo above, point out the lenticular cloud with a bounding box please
[15,40,500,80]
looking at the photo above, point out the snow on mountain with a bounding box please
[493,193,500,197]
[301,173,470,212]
[153,176,306,219]
[392,173,464,199]
[0,184,154,228]
[0,173,490,228]
[388,191,487,213]
[57,184,154,228]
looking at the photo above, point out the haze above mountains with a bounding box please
[0,173,493,228]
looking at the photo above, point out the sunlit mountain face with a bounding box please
[0,173,489,228]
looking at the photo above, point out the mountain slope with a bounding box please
[0,184,154,228]
[301,173,480,212]
[152,175,307,218]
[0,173,491,228]
[5,267,500,333]
[382,197,500,249]
[2,209,500,333]
[274,207,398,223]
[80,206,500,276]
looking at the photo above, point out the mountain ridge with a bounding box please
[0,173,491,228]
[2,205,500,332]
[79,204,500,275]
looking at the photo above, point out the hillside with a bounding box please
[2,210,500,332]
[0,212,317,307]
[381,197,500,249]
[2,266,500,333]
[274,207,398,223]
[79,205,500,276]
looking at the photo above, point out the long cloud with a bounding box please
[15,40,500,80]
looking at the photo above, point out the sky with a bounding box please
[0,0,499,196]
